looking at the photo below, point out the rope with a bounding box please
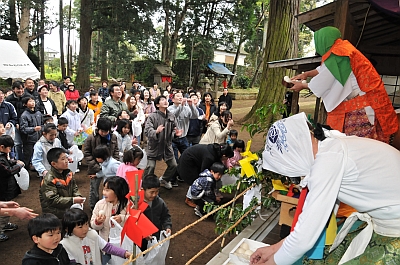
[123,183,257,264]
[185,203,260,265]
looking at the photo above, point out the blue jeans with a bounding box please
[172,137,189,164]
[101,252,111,265]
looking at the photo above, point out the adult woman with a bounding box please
[199,110,234,145]
[119,82,128,103]
[290,26,397,143]
[177,143,233,185]
[251,113,400,265]
[149,83,161,100]
[35,85,58,117]
[199,92,216,132]
[48,81,66,116]
[126,95,144,144]
[141,89,156,119]
[77,96,94,130]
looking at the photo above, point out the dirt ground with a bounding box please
[0,97,316,265]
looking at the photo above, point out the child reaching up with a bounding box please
[61,208,131,265]
[90,176,129,265]
[225,139,245,169]
[188,162,225,218]
[141,174,172,251]
[116,146,144,182]
[93,145,121,180]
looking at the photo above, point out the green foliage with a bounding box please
[237,75,251,89]
[242,103,287,137]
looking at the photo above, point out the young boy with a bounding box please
[141,174,172,251]
[22,213,71,265]
[57,117,70,150]
[20,95,43,170]
[226,129,238,147]
[39,148,84,219]
[93,145,121,180]
[188,162,225,218]
[0,135,24,242]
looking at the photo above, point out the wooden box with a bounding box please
[272,192,299,226]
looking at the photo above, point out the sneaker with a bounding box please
[171,181,178,187]
[0,232,9,242]
[185,198,197,208]
[159,177,172,190]
[176,175,184,182]
[194,206,204,218]
[3,223,18,231]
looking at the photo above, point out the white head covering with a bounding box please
[262,112,314,178]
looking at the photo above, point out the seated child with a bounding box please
[61,208,131,265]
[39,148,85,219]
[116,146,144,182]
[226,129,238,147]
[224,139,245,169]
[188,162,225,218]
[93,145,121,180]
[57,117,71,150]
[141,174,172,251]
[22,213,71,265]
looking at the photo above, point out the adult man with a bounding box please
[168,91,198,164]
[218,88,233,109]
[59,76,71,92]
[186,93,205,146]
[38,79,46,86]
[99,84,128,122]
[144,95,181,190]
[24,78,39,99]
[5,81,27,159]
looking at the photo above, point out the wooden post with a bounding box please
[132,173,139,265]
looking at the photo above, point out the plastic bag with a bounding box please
[143,230,170,265]
[73,131,88,146]
[109,218,145,265]
[136,146,147,170]
[14,167,29,190]
[243,184,262,211]
[68,145,83,173]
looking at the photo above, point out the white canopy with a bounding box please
[0,39,40,79]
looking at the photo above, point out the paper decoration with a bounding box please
[239,140,259,178]
[272,179,289,192]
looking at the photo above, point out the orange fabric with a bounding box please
[205,102,211,120]
[88,101,103,121]
[336,202,357,218]
[322,39,398,139]
[51,172,73,186]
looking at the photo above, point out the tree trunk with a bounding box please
[249,55,263,88]
[161,3,169,63]
[66,0,72,76]
[59,0,66,78]
[9,0,17,40]
[17,1,30,54]
[75,0,93,89]
[228,34,245,88]
[243,0,299,122]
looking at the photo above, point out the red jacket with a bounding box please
[65,89,80,101]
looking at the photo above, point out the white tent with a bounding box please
[0,39,40,79]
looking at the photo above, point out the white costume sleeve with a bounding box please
[274,145,345,265]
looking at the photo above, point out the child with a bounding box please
[57,117,70,150]
[0,135,24,242]
[141,174,172,251]
[64,83,79,101]
[39,148,85,219]
[43,115,54,125]
[225,139,245,169]
[22,213,71,265]
[113,119,134,161]
[32,123,69,179]
[20,95,43,169]
[188,162,225,217]
[227,129,238,146]
[87,91,103,122]
[90,176,129,265]
[61,208,131,265]
[93,145,121,180]
[77,96,94,130]
[116,146,144,181]
[60,100,82,146]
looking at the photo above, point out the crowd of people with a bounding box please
[0,76,246,264]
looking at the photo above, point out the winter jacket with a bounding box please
[25,88,39,99]
[187,107,204,137]
[58,130,71,149]
[113,131,133,160]
[35,97,58,117]
[98,87,109,101]
[0,100,18,126]
[143,196,172,240]
[199,101,217,122]
[78,107,94,130]
[144,110,178,161]
[100,98,128,122]
[20,108,43,144]
[177,144,221,184]
[65,89,80,101]
[90,198,128,242]
[22,244,72,265]
[218,93,233,109]
[83,130,119,175]
[199,115,229,145]
[60,109,82,145]
[39,167,82,219]
[5,92,27,118]
[116,163,138,181]
[167,103,199,138]
[48,90,67,115]
[0,152,22,201]
[190,169,217,202]
[88,100,102,121]
[96,157,121,180]
[32,136,67,176]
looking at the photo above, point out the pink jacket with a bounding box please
[224,149,243,169]
[116,163,138,183]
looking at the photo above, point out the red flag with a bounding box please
[137,213,159,238]
[126,169,144,194]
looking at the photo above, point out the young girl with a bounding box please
[61,208,131,265]
[60,100,82,145]
[77,96,94,130]
[116,146,144,181]
[225,139,245,169]
[90,176,129,265]
[113,119,134,161]
[32,123,69,178]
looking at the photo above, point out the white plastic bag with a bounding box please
[143,230,170,265]
[243,184,262,211]
[14,167,29,190]
[68,145,83,173]
[136,146,147,170]
[109,218,145,265]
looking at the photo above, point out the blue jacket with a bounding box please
[96,157,121,179]
[0,101,18,126]
[20,108,43,144]
[190,169,216,202]
[187,107,204,137]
